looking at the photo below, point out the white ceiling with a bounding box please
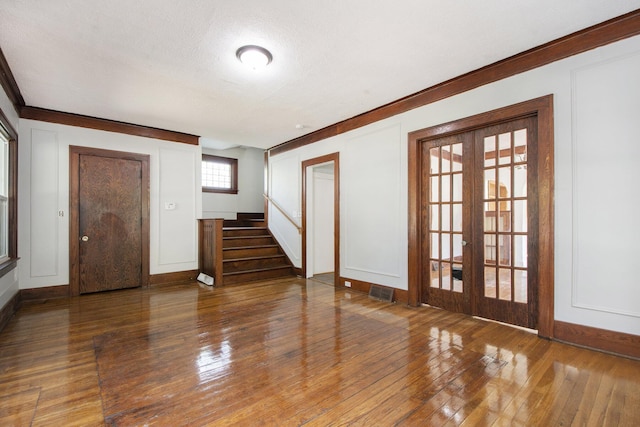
[1,1,639,150]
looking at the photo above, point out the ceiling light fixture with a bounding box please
[236,45,273,70]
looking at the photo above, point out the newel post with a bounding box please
[198,218,225,286]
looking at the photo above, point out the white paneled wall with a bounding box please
[343,124,404,287]
[156,147,199,271]
[29,129,59,277]
[18,120,202,288]
[269,153,302,267]
[571,51,640,319]
[269,34,640,336]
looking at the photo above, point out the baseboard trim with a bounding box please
[149,270,199,286]
[17,272,199,301]
[0,290,21,332]
[21,285,70,301]
[339,277,408,304]
[554,320,640,360]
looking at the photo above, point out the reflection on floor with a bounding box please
[312,272,334,286]
[1,278,639,425]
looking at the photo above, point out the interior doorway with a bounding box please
[408,95,554,337]
[69,146,150,295]
[302,153,340,286]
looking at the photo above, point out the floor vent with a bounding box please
[369,284,394,302]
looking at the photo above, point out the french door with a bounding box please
[421,116,538,329]
[421,132,472,314]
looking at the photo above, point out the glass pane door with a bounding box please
[422,133,471,314]
[474,117,536,328]
[420,116,537,329]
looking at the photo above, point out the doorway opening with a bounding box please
[302,153,340,287]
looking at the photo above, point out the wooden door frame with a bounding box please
[301,153,340,286]
[408,95,554,338]
[69,146,150,296]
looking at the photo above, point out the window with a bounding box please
[202,154,238,194]
[0,133,8,261]
[0,108,17,278]
[0,134,9,262]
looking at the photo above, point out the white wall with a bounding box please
[310,168,334,275]
[269,34,640,336]
[0,87,19,309]
[201,146,264,219]
[268,153,302,267]
[18,119,202,289]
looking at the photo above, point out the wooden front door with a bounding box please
[421,116,538,329]
[70,146,150,295]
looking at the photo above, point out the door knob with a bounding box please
[81,235,89,242]
[461,240,468,246]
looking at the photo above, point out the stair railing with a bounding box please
[263,194,302,234]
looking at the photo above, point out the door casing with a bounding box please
[302,153,340,285]
[306,163,335,276]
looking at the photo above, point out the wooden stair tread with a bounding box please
[223,254,286,263]
[223,265,292,276]
[222,219,265,227]
[223,226,267,231]
[223,244,278,250]
[223,235,270,240]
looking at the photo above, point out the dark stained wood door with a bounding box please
[420,117,538,329]
[421,132,472,314]
[70,146,150,295]
[472,117,538,328]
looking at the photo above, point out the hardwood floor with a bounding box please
[311,272,334,286]
[1,278,639,426]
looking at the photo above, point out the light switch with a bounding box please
[165,202,176,210]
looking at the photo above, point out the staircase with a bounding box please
[199,216,295,286]
[222,223,294,285]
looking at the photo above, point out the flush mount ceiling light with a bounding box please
[236,45,273,70]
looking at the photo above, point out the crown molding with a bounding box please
[20,106,199,145]
[270,8,640,156]
[0,47,25,115]
[1,47,199,145]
